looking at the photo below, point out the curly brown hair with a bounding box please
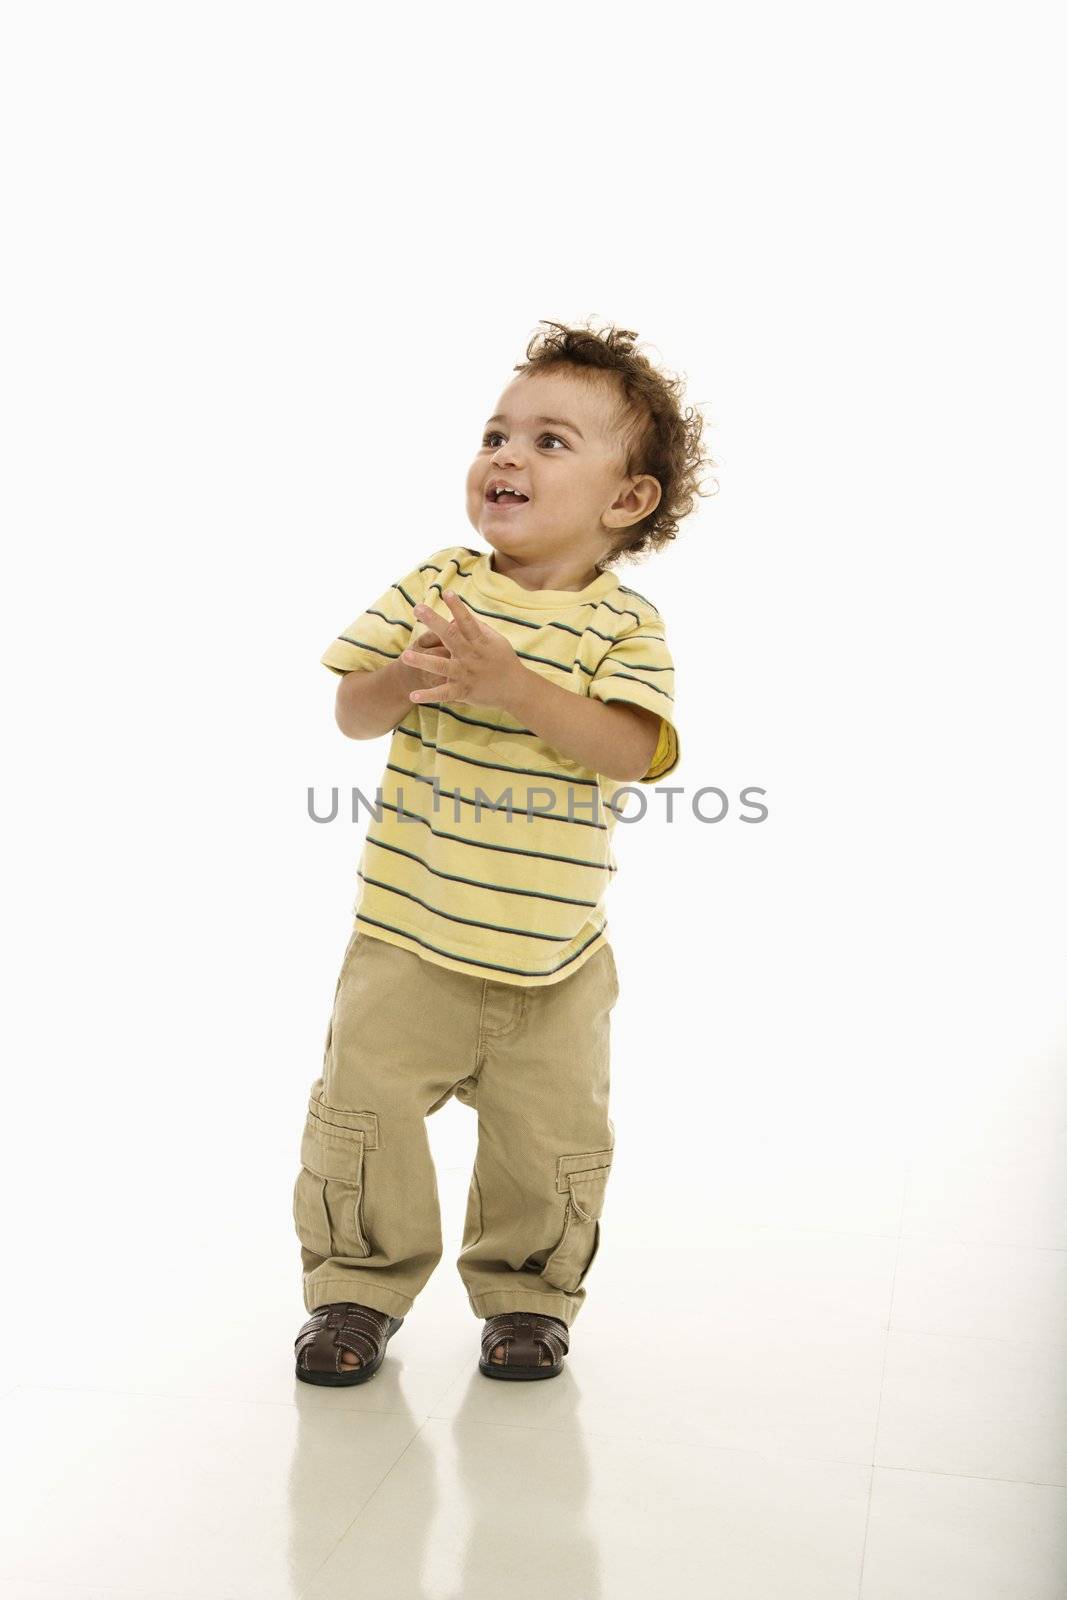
[512,317,718,569]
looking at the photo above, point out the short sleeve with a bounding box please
[588,617,680,783]
[320,547,460,677]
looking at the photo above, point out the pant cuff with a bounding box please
[304,1279,413,1318]
[466,1287,579,1327]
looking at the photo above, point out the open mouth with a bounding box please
[486,487,529,506]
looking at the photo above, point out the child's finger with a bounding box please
[401,646,450,676]
[408,686,459,703]
[441,590,479,640]
[413,602,450,633]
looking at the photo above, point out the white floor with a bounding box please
[1,1061,1065,1600]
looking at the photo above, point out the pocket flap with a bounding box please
[308,1094,380,1148]
[301,1088,379,1182]
[555,1149,613,1195]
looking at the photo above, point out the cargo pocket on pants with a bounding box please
[292,1077,379,1260]
[540,1149,613,1294]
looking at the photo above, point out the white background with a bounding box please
[1,1,1064,1372]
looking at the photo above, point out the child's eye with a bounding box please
[481,431,566,450]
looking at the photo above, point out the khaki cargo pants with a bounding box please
[293,929,619,1329]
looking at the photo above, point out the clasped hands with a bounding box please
[400,592,524,709]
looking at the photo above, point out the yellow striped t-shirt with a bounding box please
[321,544,680,986]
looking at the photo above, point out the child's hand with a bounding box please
[400,616,453,698]
[402,593,524,708]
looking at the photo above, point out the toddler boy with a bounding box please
[293,319,708,1382]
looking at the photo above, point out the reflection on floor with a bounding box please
[1,1081,1064,1600]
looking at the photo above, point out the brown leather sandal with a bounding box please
[294,1302,404,1386]
[479,1312,570,1380]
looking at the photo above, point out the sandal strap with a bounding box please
[295,1302,393,1374]
[482,1311,570,1367]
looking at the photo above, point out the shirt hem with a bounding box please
[353,917,609,987]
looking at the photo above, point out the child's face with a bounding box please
[465,369,649,572]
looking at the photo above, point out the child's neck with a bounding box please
[489,548,602,593]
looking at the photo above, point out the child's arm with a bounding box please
[500,668,663,784]
[335,622,452,739]
[334,658,423,739]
